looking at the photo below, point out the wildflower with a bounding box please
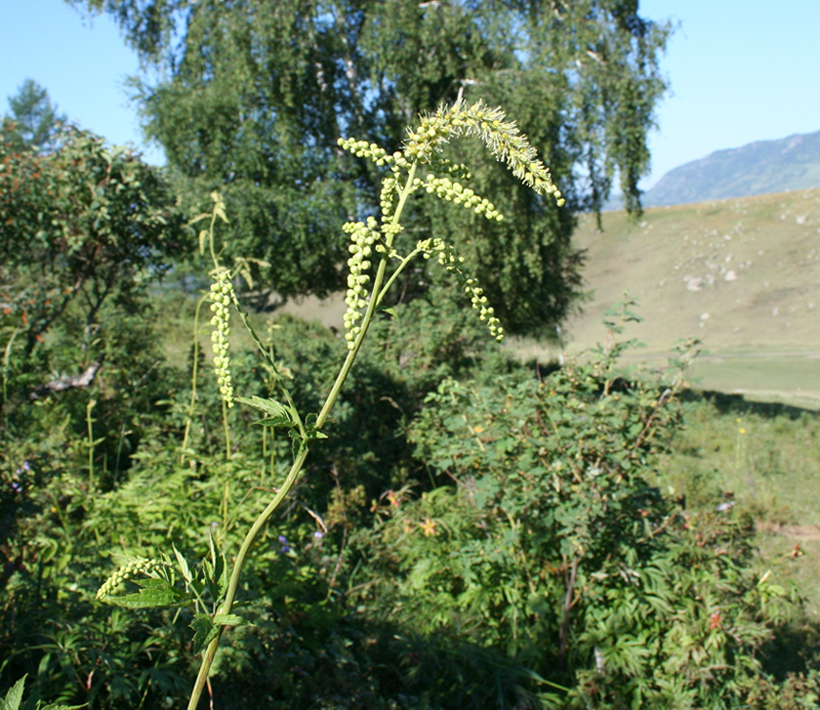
[341,219,380,350]
[421,517,437,537]
[209,267,236,407]
[404,99,564,205]
[97,557,165,601]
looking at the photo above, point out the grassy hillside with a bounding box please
[261,187,820,407]
[518,187,820,409]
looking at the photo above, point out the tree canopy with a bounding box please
[69,0,670,338]
[2,79,67,153]
[0,123,188,360]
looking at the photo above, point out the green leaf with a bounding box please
[204,528,229,602]
[0,675,26,710]
[102,579,189,609]
[235,395,296,428]
[190,614,219,655]
[190,613,249,656]
[212,613,248,628]
[173,545,192,583]
[304,412,328,441]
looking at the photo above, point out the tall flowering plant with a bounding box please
[95,99,565,709]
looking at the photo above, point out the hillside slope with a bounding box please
[642,130,820,207]
[275,188,820,407]
[545,188,820,407]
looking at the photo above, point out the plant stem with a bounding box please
[186,161,418,710]
[1,328,19,441]
[181,294,209,465]
[86,398,96,490]
[221,399,230,460]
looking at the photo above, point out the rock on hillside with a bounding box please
[641,130,820,207]
[565,187,820,354]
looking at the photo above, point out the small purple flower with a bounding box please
[11,481,22,493]
[313,531,324,540]
[23,461,30,471]
[278,534,288,545]
[280,544,291,554]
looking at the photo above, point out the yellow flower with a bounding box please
[421,517,437,537]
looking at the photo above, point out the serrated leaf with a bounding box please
[235,396,296,428]
[303,413,327,440]
[191,614,220,655]
[1,675,26,710]
[289,428,306,458]
[102,580,189,609]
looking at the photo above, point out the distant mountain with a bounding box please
[640,129,820,207]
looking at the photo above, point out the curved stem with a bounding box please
[181,293,209,465]
[187,445,310,710]
[187,161,419,710]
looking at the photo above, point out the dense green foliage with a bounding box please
[3,283,820,707]
[0,121,188,367]
[2,26,818,709]
[67,0,669,337]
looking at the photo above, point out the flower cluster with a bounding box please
[421,174,502,221]
[342,218,380,349]
[404,99,565,206]
[417,238,503,341]
[97,557,165,600]
[337,137,411,171]
[209,268,236,406]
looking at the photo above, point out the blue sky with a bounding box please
[2,1,820,190]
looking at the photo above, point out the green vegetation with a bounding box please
[516,188,820,409]
[3,6,820,707]
[69,0,670,338]
[4,98,820,706]
[2,79,66,153]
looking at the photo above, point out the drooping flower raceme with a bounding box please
[337,99,565,347]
